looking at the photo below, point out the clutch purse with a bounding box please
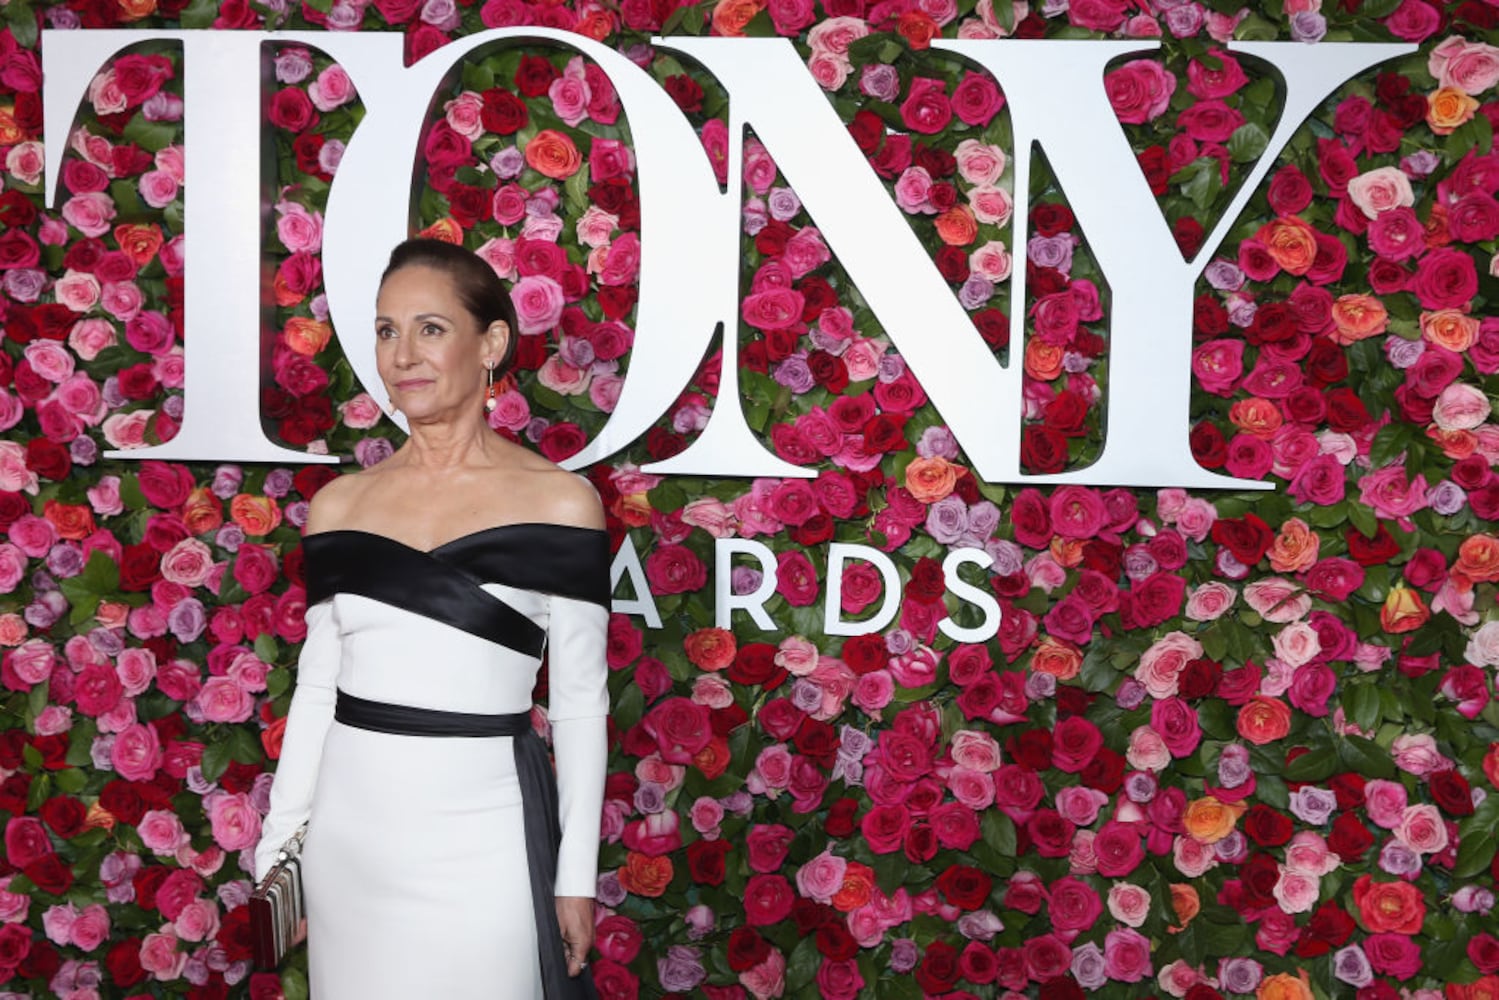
[249,824,308,970]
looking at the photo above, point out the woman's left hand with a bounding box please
[556,896,595,976]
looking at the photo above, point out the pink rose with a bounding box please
[1362,932,1423,979]
[308,65,356,111]
[139,929,187,981]
[1347,166,1414,219]
[1134,631,1203,699]
[510,274,565,336]
[274,200,323,253]
[0,544,27,594]
[62,191,117,238]
[160,538,214,587]
[1107,883,1151,928]
[1433,382,1491,431]
[1272,867,1320,913]
[1055,786,1108,827]
[1283,831,1340,877]
[1150,697,1203,757]
[950,72,1004,127]
[173,897,220,942]
[793,847,847,904]
[1103,927,1152,982]
[70,903,111,951]
[111,722,163,781]
[1105,59,1177,124]
[1396,803,1448,854]
[954,139,1006,186]
[1126,725,1171,772]
[205,791,262,852]
[194,676,253,723]
[138,171,179,209]
[1357,466,1429,519]
[68,318,118,361]
[1092,821,1144,877]
[55,270,101,312]
[1428,36,1499,94]
[949,729,1002,772]
[136,809,189,853]
[1184,581,1236,621]
[1048,877,1103,933]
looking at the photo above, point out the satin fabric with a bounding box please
[334,691,598,1000]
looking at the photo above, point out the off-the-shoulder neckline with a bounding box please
[303,521,608,557]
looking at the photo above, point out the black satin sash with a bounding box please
[335,691,599,1000]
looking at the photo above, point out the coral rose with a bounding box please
[1182,795,1245,844]
[1255,216,1318,275]
[904,456,958,503]
[1329,294,1388,344]
[1258,971,1314,1000]
[524,130,583,179]
[684,628,736,672]
[1237,696,1291,745]
[618,852,673,897]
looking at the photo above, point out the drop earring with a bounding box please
[484,361,497,412]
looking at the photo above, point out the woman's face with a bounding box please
[374,264,507,422]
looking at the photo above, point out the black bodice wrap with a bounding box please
[301,523,611,1000]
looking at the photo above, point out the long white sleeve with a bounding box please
[255,600,341,881]
[546,594,609,898]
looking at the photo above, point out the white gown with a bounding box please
[253,523,610,1000]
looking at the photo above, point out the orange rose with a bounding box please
[182,487,224,536]
[684,627,737,671]
[1329,294,1388,344]
[612,492,653,528]
[1257,971,1313,1000]
[934,206,978,246]
[114,223,165,268]
[0,614,26,646]
[1448,976,1499,1000]
[1182,795,1245,844]
[1454,534,1499,586]
[1030,636,1082,681]
[1484,743,1499,789]
[1421,308,1480,352]
[618,852,673,897]
[83,801,117,833]
[117,0,159,19]
[904,456,958,504]
[230,494,282,537]
[710,0,765,35]
[1237,696,1291,745]
[1023,339,1065,381]
[417,218,463,244]
[96,601,130,629]
[0,106,21,146]
[1254,216,1318,275]
[1169,883,1200,930]
[1380,585,1429,634]
[1266,517,1318,573]
[1048,537,1085,569]
[693,735,731,780]
[831,862,874,912]
[1429,426,1477,461]
[43,500,96,541]
[283,317,333,357]
[525,129,583,180]
[1426,202,1453,249]
[572,7,617,40]
[1428,86,1479,135]
[1228,397,1283,439]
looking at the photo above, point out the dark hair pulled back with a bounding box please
[381,238,519,373]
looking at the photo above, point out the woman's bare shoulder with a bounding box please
[497,456,604,531]
[303,470,370,535]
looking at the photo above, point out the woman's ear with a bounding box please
[485,319,510,367]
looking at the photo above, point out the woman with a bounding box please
[254,238,610,999]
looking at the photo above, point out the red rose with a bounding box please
[1137,145,1169,195]
[0,924,33,976]
[480,88,528,135]
[915,941,960,994]
[0,773,29,814]
[743,873,795,926]
[1211,513,1274,566]
[642,697,711,764]
[727,927,770,972]
[685,838,729,886]
[267,87,318,131]
[1237,852,1281,909]
[934,864,991,911]
[824,797,858,838]
[513,54,559,97]
[105,938,146,988]
[25,853,74,894]
[663,74,703,112]
[1294,900,1355,958]
[1050,716,1102,772]
[1346,524,1401,566]
[1021,426,1068,474]
[1080,746,1124,793]
[38,795,87,839]
[25,438,69,481]
[1327,812,1374,862]
[1241,804,1293,846]
[1428,769,1475,816]
[727,642,785,688]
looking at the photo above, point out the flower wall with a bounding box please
[3,1,1499,999]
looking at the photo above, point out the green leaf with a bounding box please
[227,726,264,765]
[282,967,311,1000]
[1227,123,1269,164]
[982,810,1017,857]
[4,3,38,49]
[1335,735,1395,779]
[201,741,232,784]
[53,768,87,795]
[1284,749,1336,783]
[253,633,280,666]
[121,116,179,154]
[179,0,219,26]
[1343,684,1381,734]
[783,935,820,994]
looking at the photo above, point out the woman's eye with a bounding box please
[376,326,396,340]
[422,324,444,336]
